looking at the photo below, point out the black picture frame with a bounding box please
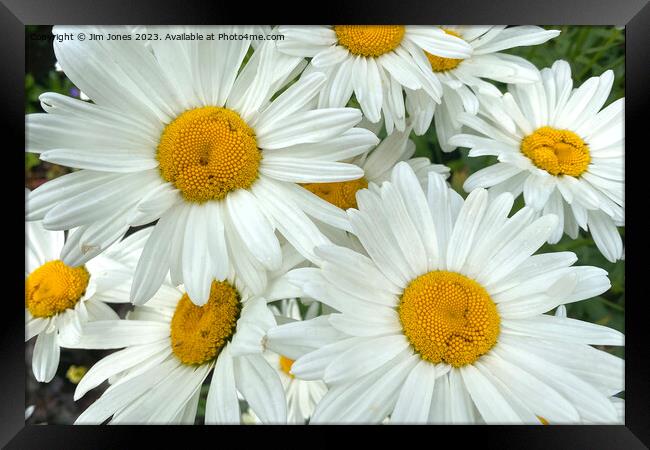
[3,0,648,447]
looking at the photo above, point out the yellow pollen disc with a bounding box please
[279,355,295,378]
[334,25,405,57]
[170,280,241,366]
[157,107,261,203]
[398,271,500,367]
[520,126,591,177]
[301,177,369,210]
[66,365,88,384]
[425,29,464,72]
[538,416,550,425]
[25,260,90,318]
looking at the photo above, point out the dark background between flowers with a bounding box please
[24,25,625,424]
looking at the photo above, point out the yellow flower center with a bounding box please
[25,260,90,318]
[66,365,88,384]
[334,25,405,57]
[425,29,464,72]
[520,126,591,177]
[279,355,295,378]
[538,416,549,425]
[398,271,500,367]
[301,177,369,210]
[170,280,241,366]
[157,107,261,203]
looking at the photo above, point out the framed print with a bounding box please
[2,0,648,447]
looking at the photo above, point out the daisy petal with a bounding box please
[261,158,364,183]
[257,108,361,150]
[502,315,624,346]
[482,353,580,423]
[391,360,436,423]
[67,320,169,349]
[459,364,523,424]
[32,331,60,382]
[323,335,410,384]
[234,354,287,424]
[226,189,281,271]
[205,345,240,424]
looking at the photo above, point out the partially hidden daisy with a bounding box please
[302,121,449,211]
[26,25,379,306]
[69,242,304,424]
[276,25,473,134]
[404,26,560,150]
[25,214,149,382]
[245,299,327,424]
[266,162,624,424]
[299,121,449,250]
[451,60,624,262]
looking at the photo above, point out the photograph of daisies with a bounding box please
[24,25,624,425]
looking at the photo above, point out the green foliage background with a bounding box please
[25,25,625,423]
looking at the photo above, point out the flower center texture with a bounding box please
[157,107,261,203]
[398,271,500,367]
[279,355,295,378]
[520,126,591,177]
[334,25,405,57]
[25,260,90,318]
[302,177,369,210]
[425,29,464,72]
[170,280,241,366]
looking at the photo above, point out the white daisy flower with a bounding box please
[26,25,379,306]
[69,243,304,425]
[267,162,624,424]
[451,60,624,262]
[404,26,560,149]
[276,25,473,134]
[298,120,449,252]
[301,122,449,212]
[264,299,327,424]
[242,299,327,424]
[25,217,148,383]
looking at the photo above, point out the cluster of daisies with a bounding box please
[25,25,624,425]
